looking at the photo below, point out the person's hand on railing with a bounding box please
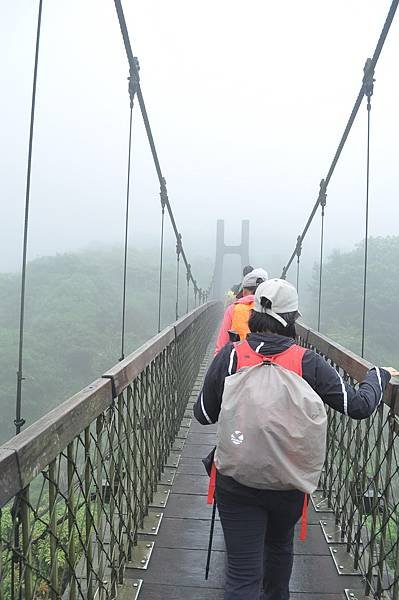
[382,366,399,377]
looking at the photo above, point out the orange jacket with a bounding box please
[215,295,254,354]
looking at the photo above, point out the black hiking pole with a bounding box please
[205,499,217,579]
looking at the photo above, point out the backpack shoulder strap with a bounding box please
[264,344,306,376]
[234,340,264,370]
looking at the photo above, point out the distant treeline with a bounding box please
[0,247,210,443]
[0,237,398,444]
[305,236,399,369]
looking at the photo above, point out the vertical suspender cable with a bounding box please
[186,267,190,313]
[120,103,133,360]
[361,59,375,358]
[157,179,167,332]
[295,235,302,294]
[317,180,327,332]
[120,63,139,360]
[175,235,181,321]
[157,205,165,332]
[15,0,43,436]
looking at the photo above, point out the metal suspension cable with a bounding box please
[175,235,181,320]
[295,235,302,294]
[15,0,43,436]
[281,0,399,280]
[186,268,190,313]
[113,0,211,298]
[361,60,374,357]
[120,65,139,360]
[317,181,327,331]
[120,104,133,360]
[157,192,166,332]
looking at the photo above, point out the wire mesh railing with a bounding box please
[297,322,399,599]
[0,302,221,600]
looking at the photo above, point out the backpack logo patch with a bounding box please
[231,430,244,445]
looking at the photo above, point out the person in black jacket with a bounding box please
[194,278,391,600]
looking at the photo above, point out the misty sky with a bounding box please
[1,1,399,281]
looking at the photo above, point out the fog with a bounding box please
[1,1,399,283]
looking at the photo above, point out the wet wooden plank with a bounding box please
[148,517,225,551]
[290,555,364,594]
[137,583,224,600]
[177,457,208,475]
[126,547,225,589]
[164,493,219,520]
[181,444,214,459]
[171,474,209,495]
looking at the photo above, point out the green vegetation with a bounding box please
[1,236,398,446]
[0,500,92,599]
[0,246,210,444]
[306,236,399,369]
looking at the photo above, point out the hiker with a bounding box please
[215,267,268,354]
[194,278,391,600]
[230,265,254,297]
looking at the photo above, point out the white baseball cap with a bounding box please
[241,267,268,290]
[251,267,269,281]
[253,279,300,326]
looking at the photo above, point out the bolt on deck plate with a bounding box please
[172,439,185,451]
[330,545,360,575]
[345,591,375,600]
[176,427,189,439]
[117,580,143,600]
[149,486,170,508]
[129,540,154,570]
[320,519,347,544]
[311,490,334,512]
[160,469,176,486]
[137,510,163,535]
[165,451,181,468]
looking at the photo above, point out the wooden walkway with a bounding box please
[124,343,365,600]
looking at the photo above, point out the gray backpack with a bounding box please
[214,359,327,494]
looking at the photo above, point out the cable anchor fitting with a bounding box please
[160,177,168,212]
[362,57,375,110]
[128,57,140,107]
[176,233,182,257]
[295,235,302,260]
[318,179,327,216]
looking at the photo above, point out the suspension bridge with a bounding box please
[1,1,399,599]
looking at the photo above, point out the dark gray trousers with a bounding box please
[216,483,305,600]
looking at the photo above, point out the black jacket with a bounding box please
[194,333,391,425]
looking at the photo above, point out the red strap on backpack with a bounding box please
[299,494,308,541]
[207,462,217,504]
[234,340,306,375]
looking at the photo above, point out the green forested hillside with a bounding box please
[306,236,399,368]
[1,237,398,445]
[0,247,211,443]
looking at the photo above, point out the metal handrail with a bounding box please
[297,321,399,599]
[0,302,221,600]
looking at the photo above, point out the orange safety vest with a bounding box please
[230,302,253,341]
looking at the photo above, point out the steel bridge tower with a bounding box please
[212,219,250,299]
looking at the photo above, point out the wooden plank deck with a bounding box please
[125,344,365,600]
